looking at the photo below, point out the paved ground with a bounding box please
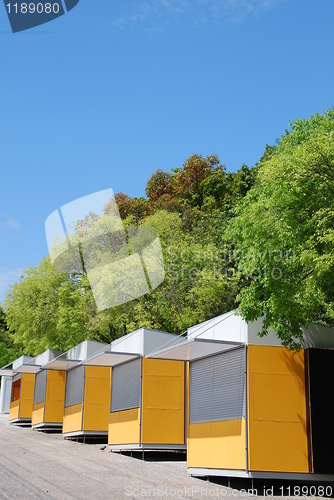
[0,414,332,500]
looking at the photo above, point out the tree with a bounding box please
[231,164,258,199]
[105,192,134,220]
[4,258,104,354]
[104,193,150,222]
[131,210,236,334]
[228,109,334,349]
[175,154,222,208]
[200,167,228,206]
[145,170,174,203]
[0,306,22,367]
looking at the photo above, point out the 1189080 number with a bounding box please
[6,3,60,14]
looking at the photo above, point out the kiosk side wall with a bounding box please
[82,366,111,431]
[248,345,309,473]
[109,408,140,445]
[44,370,66,424]
[32,402,45,426]
[19,374,35,419]
[141,358,185,445]
[63,403,83,434]
[186,348,247,470]
[9,400,20,421]
[187,419,246,470]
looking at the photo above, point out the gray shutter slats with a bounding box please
[189,347,246,424]
[34,370,47,405]
[65,366,85,407]
[111,358,141,412]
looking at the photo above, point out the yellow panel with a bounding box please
[248,345,309,473]
[19,374,35,419]
[188,419,246,470]
[32,402,45,426]
[9,400,19,421]
[82,366,111,432]
[108,408,140,445]
[141,358,185,445]
[63,403,83,434]
[44,371,66,424]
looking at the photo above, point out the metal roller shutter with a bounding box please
[34,370,47,405]
[65,366,85,408]
[111,358,141,412]
[189,346,246,424]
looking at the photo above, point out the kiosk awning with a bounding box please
[0,368,14,377]
[147,337,245,362]
[41,359,81,371]
[80,351,140,368]
[14,363,42,374]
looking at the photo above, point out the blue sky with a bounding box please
[0,0,334,301]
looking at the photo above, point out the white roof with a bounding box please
[12,355,35,371]
[35,349,62,366]
[13,349,63,374]
[81,328,178,367]
[147,311,334,361]
[111,328,178,356]
[42,340,107,371]
[187,311,247,343]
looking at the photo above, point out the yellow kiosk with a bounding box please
[9,355,36,425]
[43,340,111,440]
[82,328,186,453]
[149,311,334,482]
[31,349,65,431]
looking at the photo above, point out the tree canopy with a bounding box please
[2,108,334,356]
[228,109,334,348]
[0,306,22,367]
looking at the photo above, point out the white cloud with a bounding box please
[5,218,21,230]
[111,0,285,29]
[0,268,23,302]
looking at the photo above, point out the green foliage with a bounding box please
[174,154,222,208]
[3,209,239,354]
[145,170,174,203]
[124,210,238,334]
[3,259,103,355]
[3,108,334,356]
[228,109,334,348]
[200,167,228,208]
[231,164,258,199]
[0,307,22,367]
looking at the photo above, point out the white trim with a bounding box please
[188,468,334,482]
[9,418,31,425]
[62,430,108,438]
[32,422,62,430]
[109,444,187,451]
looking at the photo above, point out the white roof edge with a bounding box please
[110,327,175,353]
[187,311,247,344]
[187,310,236,335]
[0,369,14,377]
